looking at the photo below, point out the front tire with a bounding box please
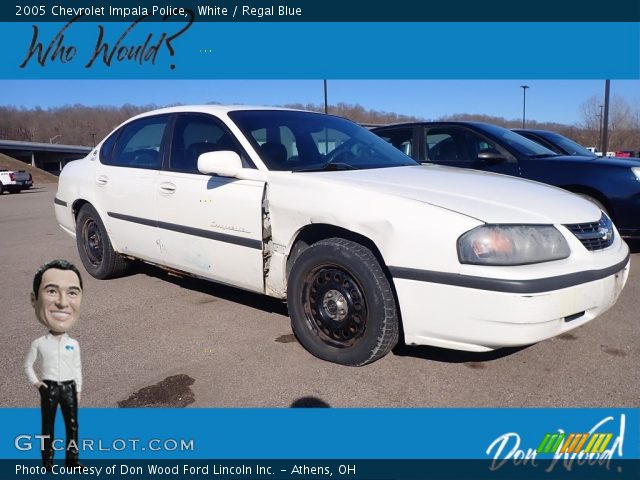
[287,238,398,366]
[76,204,128,279]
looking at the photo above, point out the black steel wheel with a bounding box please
[303,266,369,348]
[75,204,128,279]
[288,238,398,366]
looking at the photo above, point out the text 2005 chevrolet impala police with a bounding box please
[54,106,630,365]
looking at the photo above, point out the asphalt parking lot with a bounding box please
[1,184,638,408]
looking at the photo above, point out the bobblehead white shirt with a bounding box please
[25,268,83,392]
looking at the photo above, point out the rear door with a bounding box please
[94,114,170,263]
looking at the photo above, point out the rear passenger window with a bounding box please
[99,130,120,164]
[107,115,169,169]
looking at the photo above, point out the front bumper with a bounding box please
[393,257,630,352]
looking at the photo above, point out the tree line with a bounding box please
[1,97,638,151]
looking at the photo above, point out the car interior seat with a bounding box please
[260,142,288,169]
[432,139,460,161]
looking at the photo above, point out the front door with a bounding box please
[424,125,521,177]
[156,113,266,292]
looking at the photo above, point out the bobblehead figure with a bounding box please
[24,260,84,471]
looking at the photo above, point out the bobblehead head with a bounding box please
[31,268,83,334]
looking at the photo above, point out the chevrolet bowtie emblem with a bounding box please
[598,227,612,241]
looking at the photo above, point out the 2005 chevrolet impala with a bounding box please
[54,106,630,365]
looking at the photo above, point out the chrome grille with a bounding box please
[564,214,614,251]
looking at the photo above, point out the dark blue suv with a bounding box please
[372,121,640,239]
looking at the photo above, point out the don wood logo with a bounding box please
[486,414,626,472]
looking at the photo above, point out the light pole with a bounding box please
[520,85,529,129]
[597,105,603,152]
[323,79,328,114]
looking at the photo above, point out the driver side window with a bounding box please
[426,129,472,164]
[170,114,245,173]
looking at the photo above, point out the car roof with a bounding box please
[512,128,557,135]
[129,104,310,121]
[373,121,497,130]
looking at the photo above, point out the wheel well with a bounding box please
[562,186,612,218]
[287,224,387,274]
[287,224,405,342]
[71,199,91,221]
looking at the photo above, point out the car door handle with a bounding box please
[96,175,108,186]
[159,182,176,194]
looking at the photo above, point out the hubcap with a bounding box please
[82,219,104,267]
[322,289,348,321]
[303,266,368,348]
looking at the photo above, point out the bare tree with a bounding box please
[580,95,639,151]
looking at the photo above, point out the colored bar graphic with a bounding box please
[560,434,577,453]
[597,433,613,453]
[551,433,565,453]
[574,433,589,453]
[584,433,599,453]
[537,433,568,454]
[590,434,605,453]
[537,434,552,453]
[539,432,615,454]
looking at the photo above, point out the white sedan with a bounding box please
[54,106,630,365]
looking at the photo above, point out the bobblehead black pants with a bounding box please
[39,380,79,466]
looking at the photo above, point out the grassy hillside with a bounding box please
[0,153,58,184]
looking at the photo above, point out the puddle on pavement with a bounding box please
[601,346,627,357]
[558,333,578,341]
[275,334,297,343]
[118,374,195,408]
[463,362,486,370]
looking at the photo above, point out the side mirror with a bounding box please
[477,148,507,163]
[198,151,265,181]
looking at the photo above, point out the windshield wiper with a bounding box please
[295,161,357,172]
[529,153,560,159]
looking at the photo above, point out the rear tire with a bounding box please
[76,204,128,279]
[287,238,398,366]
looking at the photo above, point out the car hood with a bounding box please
[591,156,640,167]
[531,154,640,167]
[303,165,600,224]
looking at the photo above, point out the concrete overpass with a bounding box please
[0,139,91,175]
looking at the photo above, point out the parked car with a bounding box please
[512,129,598,158]
[373,121,640,239]
[55,107,629,365]
[0,169,31,194]
[16,170,33,189]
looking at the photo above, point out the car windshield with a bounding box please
[228,110,419,171]
[479,123,559,158]
[537,131,597,157]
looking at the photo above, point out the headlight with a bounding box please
[632,167,640,181]
[457,225,570,266]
